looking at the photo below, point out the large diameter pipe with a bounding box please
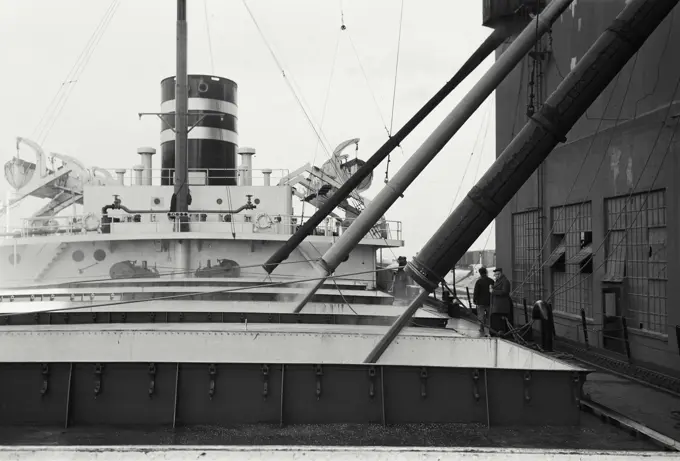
[365,0,680,364]
[291,0,574,313]
[238,147,256,186]
[138,147,156,186]
[133,166,144,186]
[262,24,515,275]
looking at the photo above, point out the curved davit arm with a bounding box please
[51,153,91,180]
[15,137,48,178]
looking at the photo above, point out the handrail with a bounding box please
[95,167,290,187]
[5,212,403,242]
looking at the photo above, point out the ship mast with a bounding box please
[173,0,191,277]
[174,0,189,215]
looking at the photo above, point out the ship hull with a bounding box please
[0,324,586,428]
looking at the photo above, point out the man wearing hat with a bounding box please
[490,268,513,335]
[472,267,493,329]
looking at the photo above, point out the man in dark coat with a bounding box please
[391,256,409,299]
[490,268,513,335]
[472,267,494,328]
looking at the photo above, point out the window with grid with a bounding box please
[604,190,667,334]
[548,202,593,316]
[511,210,543,305]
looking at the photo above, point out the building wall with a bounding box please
[494,2,680,372]
[456,250,496,268]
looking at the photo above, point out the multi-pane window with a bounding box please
[547,202,593,316]
[604,190,667,334]
[511,210,543,305]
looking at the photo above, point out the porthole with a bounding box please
[8,254,21,265]
[94,249,107,262]
[217,198,223,205]
[72,250,85,262]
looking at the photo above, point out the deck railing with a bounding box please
[4,213,403,242]
[96,167,290,187]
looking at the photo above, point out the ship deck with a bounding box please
[0,277,451,328]
[0,300,445,318]
[0,323,574,369]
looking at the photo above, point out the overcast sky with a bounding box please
[0,0,496,257]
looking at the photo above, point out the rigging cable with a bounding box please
[510,54,639,300]
[241,0,357,205]
[311,30,342,170]
[31,0,119,141]
[447,101,491,215]
[441,102,492,278]
[225,186,237,238]
[36,0,121,145]
[344,27,390,138]
[339,1,407,167]
[509,51,527,140]
[632,10,674,118]
[241,0,334,157]
[385,0,405,184]
[472,105,494,253]
[389,0,404,137]
[548,74,680,302]
[301,27,343,223]
[204,0,215,74]
[305,241,359,315]
[471,103,492,182]
[241,1,394,255]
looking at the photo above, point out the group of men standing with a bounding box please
[472,267,513,335]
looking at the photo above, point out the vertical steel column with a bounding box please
[174,0,189,214]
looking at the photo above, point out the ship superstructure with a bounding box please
[0,71,439,325]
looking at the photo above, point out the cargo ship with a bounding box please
[0,0,677,457]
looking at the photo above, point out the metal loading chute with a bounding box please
[363,0,680,364]
[290,0,575,314]
[261,23,517,275]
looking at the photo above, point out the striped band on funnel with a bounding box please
[160,75,239,186]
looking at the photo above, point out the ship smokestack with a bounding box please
[160,75,239,186]
[137,147,156,185]
[237,147,255,186]
[262,168,272,186]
